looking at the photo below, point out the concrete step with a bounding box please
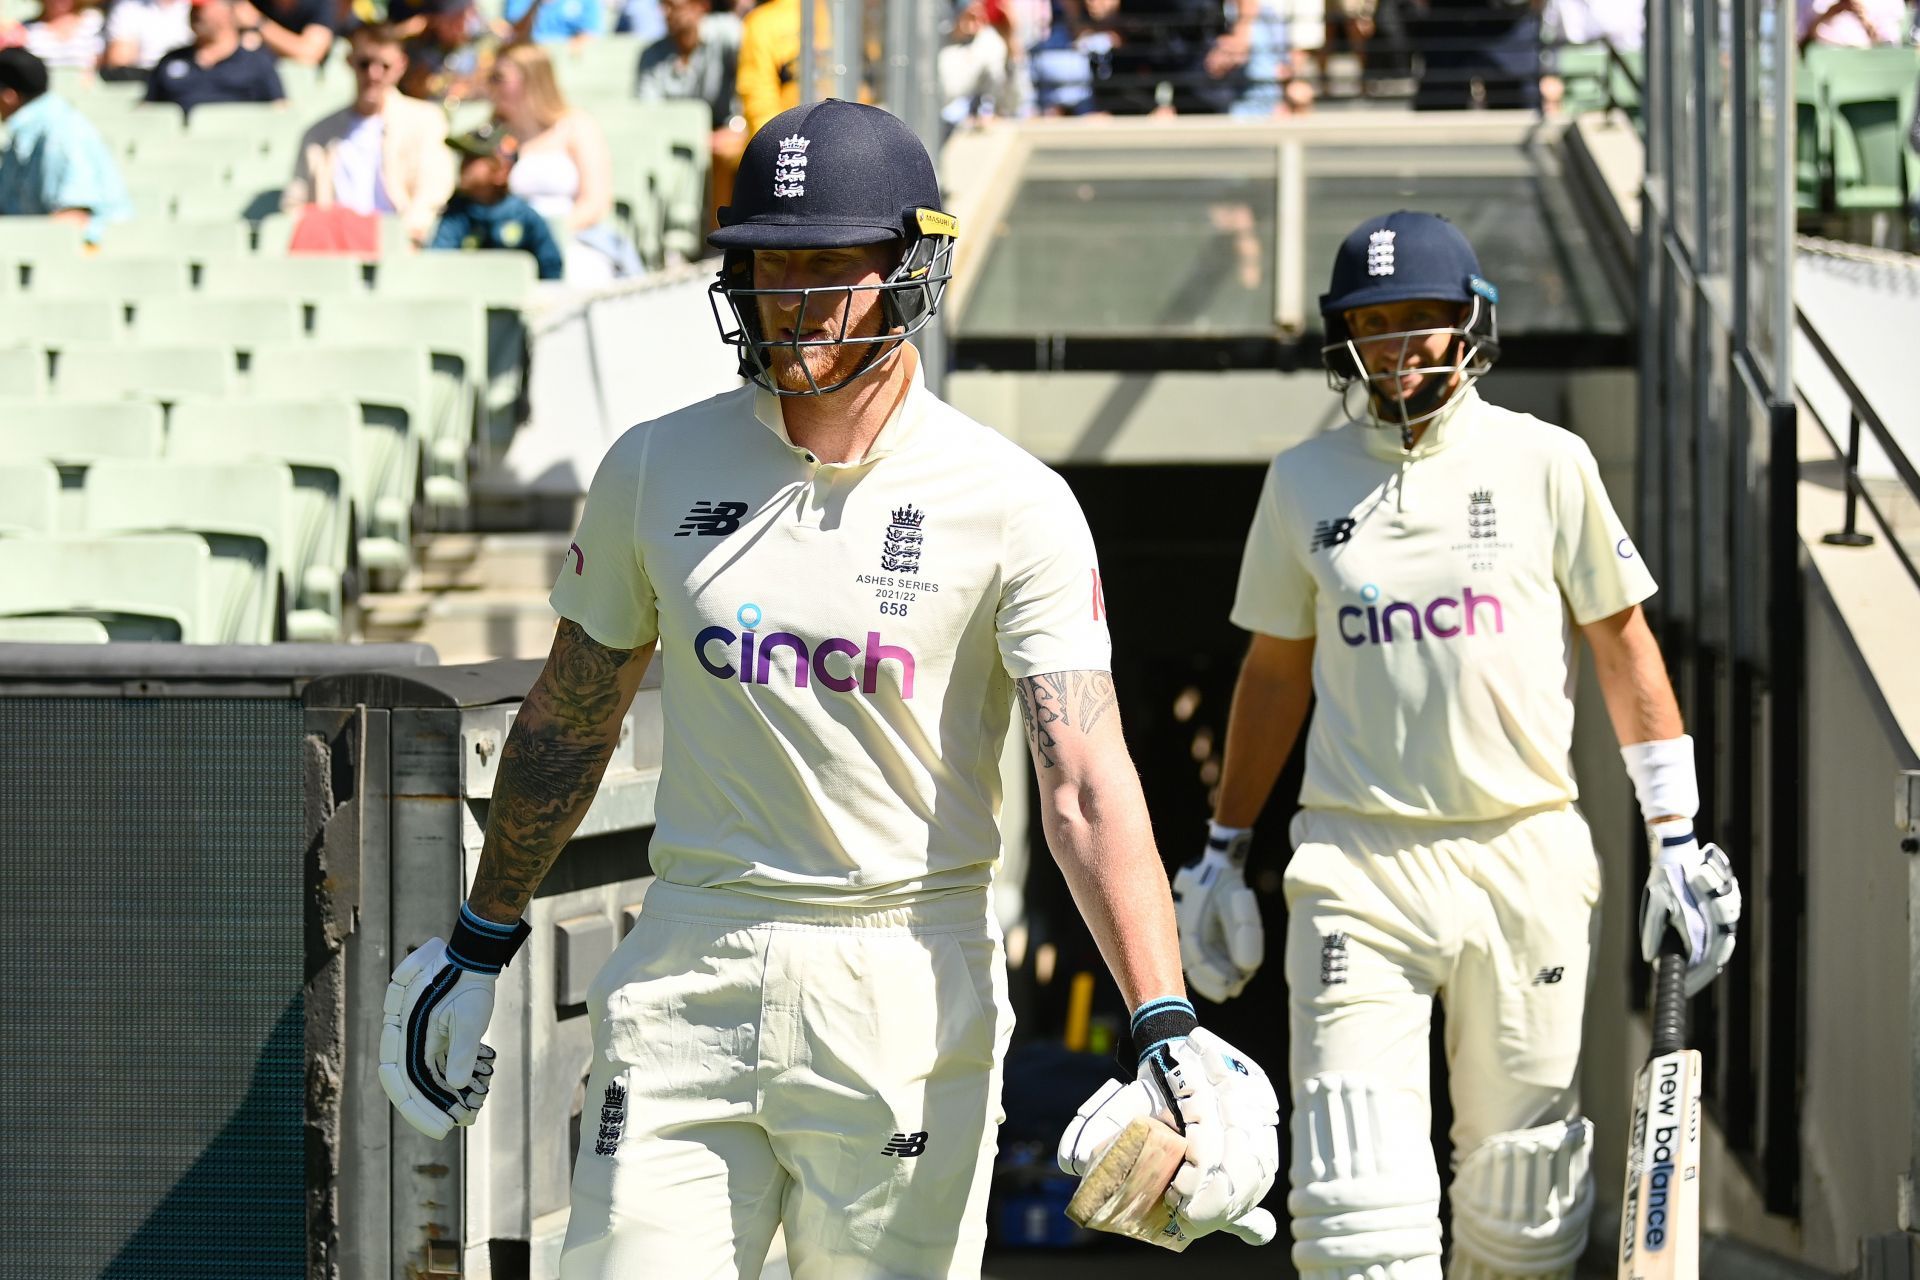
[418,531,576,593]
[408,588,558,665]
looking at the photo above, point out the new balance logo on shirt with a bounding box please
[1534,966,1566,985]
[881,1131,929,1157]
[1311,518,1357,552]
[676,500,749,536]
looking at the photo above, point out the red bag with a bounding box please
[288,205,381,257]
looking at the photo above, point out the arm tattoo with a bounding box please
[1015,670,1119,770]
[469,620,642,920]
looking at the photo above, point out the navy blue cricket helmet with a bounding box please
[1319,211,1501,435]
[708,100,957,396]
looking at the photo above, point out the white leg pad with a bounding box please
[1289,1073,1445,1273]
[1299,1262,1444,1280]
[1446,1118,1595,1280]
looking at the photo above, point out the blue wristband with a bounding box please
[1129,996,1198,1068]
[445,902,531,975]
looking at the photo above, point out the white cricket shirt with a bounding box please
[551,357,1112,904]
[1231,388,1656,822]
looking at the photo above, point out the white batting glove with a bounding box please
[1060,999,1279,1245]
[1172,823,1264,1004]
[378,904,530,1140]
[1638,824,1740,997]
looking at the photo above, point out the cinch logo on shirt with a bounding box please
[1337,586,1505,647]
[694,605,917,697]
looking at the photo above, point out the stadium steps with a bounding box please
[357,533,566,662]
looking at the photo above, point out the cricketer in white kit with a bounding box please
[376,99,1280,1279]
[1171,211,1742,1280]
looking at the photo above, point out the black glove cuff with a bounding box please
[446,903,532,975]
[1125,996,1199,1070]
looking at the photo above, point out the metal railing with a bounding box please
[1800,303,1920,587]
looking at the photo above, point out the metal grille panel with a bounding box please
[0,699,305,1279]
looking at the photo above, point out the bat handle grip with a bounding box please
[1650,931,1690,1057]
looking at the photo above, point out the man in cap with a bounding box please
[379,98,1282,1277]
[1174,210,1742,1279]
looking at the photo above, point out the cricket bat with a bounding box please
[1066,1115,1193,1251]
[1617,936,1704,1280]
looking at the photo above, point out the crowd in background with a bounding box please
[2,0,1919,272]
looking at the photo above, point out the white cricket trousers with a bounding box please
[1284,806,1602,1277]
[558,881,1014,1280]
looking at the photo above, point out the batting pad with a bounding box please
[1067,1115,1193,1251]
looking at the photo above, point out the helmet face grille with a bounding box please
[707,234,956,397]
[1319,296,1502,442]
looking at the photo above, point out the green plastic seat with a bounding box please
[376,251,537,450]
[0,298,121,348]
[1796,61,1828,213]
[200,254,369,307]
[0,217,86,273]
[130,296,303,352]
[0,461,60,534]
[30,255,192,315]
[53,343,236,402]
[249,343,432,578]
[0,345,48,397]
[82,459,294,643]
[0,615,113,643]
[313,296,486,507]
[103,219,253,261]
[0,532,212,642]
[182,102,293,153]
[94,109,187,159]
[0,402,165,464]
[167,398,359,641]
[1824,49,1920,211]
[552,36,646,98]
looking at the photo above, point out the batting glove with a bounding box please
[1638,824,1740,997]
[379,904,530,1140]
[1172,823,1265,1003]
[1059,999,1280,1245]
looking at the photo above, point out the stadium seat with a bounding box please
[0,298,122,348]
[375,252,537,451]
[0,345,48,397]
[0,462,60,535]
[52,343,235,402]
[30,255,193,320]
[553,36,645,98]
[200,255,369,314]
[168,399,359,642]
[0,217,86,279]
[1796,63,1828,213]
[1820,48,1918,212]
[82,459,294,643]
[183,101,295,153]
[104,219,252,261]
[131,296,303,356]
[0,532,213,642]
[249,344,433,579]
[95,110,187,160]
[1552,44,1612,118]
[119,176,180,221]
[0,402,166,464]
[313,296,486,506]
[0,615,113,643]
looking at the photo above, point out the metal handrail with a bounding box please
[1797,302,1920,584]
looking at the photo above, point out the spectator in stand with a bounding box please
[1088,0,1249,114]
[737,0,823,136]
[1797,0,1909,46]
[283,21,455,243]
[615,0,667,42]
[233,0,334,64]
[394,0,482,100]
[1410,0,1541,111]
[0,47,132,239]
[1,20,25,46]
[637,0,745,227]
[26,0,106,71]
[636,0,741,130]
[1229,0,1319,115]
[938,0,1016,124]
[431,121,564,279]
[1538,0,1639,116]
[489,41,639,280]
[145,0,285,111]
[496,0,602,48]
[101,0,192,76]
